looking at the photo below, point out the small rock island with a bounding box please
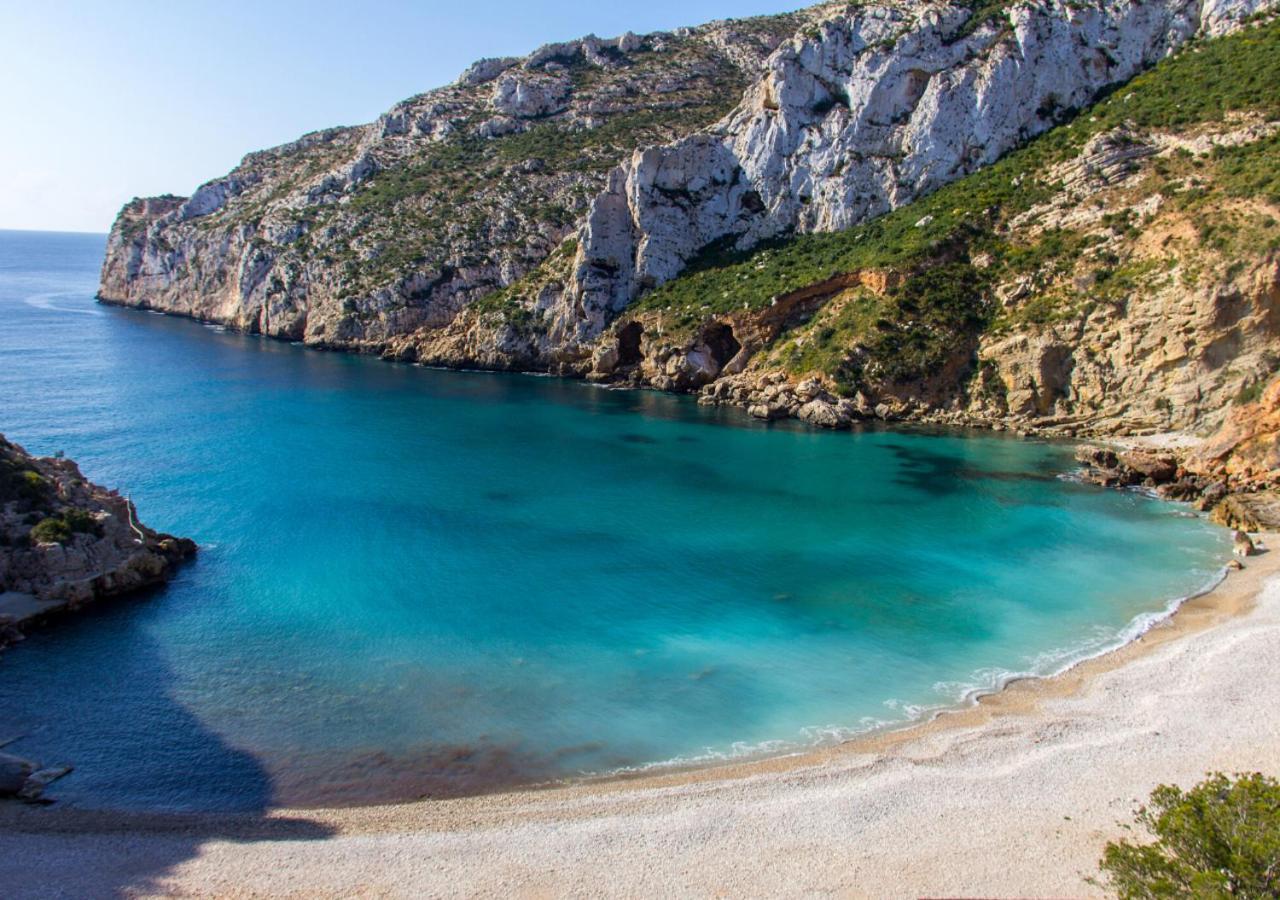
[0,434,196,651]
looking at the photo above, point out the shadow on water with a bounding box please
[0,587,335,899]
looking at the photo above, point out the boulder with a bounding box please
[1233,530,1256,557]
[591,345,620,376]
[1195,481,1229,512]
[797,399,850,429]
[1157,478,1203,502]
[1210,491,1280,532]
[0,753,36,797]
[1117,450,1178,483]
[747,403,787,421]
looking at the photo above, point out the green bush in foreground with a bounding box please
[1099,772,1280,899]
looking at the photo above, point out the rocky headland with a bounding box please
[100,0,1280,515]
[0,435,196,653]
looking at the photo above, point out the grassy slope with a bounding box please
[631,16,1280,391]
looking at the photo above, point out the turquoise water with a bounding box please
[0,229,1228,811]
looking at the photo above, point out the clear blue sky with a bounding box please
[0,0,801,233]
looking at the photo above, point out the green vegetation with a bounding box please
[630,17,1280,391]
[0,455,49,507]
[953,0,1015,40]
[770,264,991,390]
[469,237,580,334]
[30,517,72,545]
[28,509,101,545]
[1215,132,1280,206]
[1099,772,1280,899]
[317,54,747,294]
[1236,372,1276,406]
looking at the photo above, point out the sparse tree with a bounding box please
[1099,772,1280,899]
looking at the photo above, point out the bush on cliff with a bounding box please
[1099,772,1280,899]
[28,509,102,545]
[0,459,49,507]
[30,517,72,545]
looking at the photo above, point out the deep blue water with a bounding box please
[0,229,1228,811]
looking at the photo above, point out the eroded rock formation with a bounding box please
[0,436,196,649]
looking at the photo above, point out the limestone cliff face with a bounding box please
[555,0,1274,349]
[98,13,809,348]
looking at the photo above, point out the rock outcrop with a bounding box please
[0,435,196,649]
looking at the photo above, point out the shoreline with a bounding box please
[342,531,1270,816]
[2,535,1269,829]
[3,535,1277,896]
[579,556,1233,790]
[95,296,1135,443]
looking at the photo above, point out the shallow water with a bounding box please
[0,229,1228,811]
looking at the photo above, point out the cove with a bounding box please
[0,230,1228,811]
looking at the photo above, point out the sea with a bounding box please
[0,229,1228,811]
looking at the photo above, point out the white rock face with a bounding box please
[554,0,1277,346]
[457,56,520,86]
[491,72,572,119]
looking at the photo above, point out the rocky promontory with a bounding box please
[0,435,195,651]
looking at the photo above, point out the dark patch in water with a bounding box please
[885,442,1057,496]
[884,442,969,496]
[620,433,659,444]
[957,467,1060,484]
[482,490,518,502]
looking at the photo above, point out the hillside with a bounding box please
[98,10,814,349]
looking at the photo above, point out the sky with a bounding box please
[0,0,801,233]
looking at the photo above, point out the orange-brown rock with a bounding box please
[1185,378,1280,485]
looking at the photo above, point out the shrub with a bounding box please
[30,517,72,545]
[63,508,101,536]
[0,460,49,506]
[1099,772,1280,899]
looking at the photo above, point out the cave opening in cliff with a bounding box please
[703,323,741,369]
[617,321,644,366]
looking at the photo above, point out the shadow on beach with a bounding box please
[0,590,335,899]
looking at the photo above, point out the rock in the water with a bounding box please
[1117,451,1179,484]
[0,753,36,797]
[17,765,73,802]
[1158,478,1203,502]
[1195,482,1229,512]
[797,399,850,429]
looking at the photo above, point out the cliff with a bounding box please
[98,11,812,350]
[0,436,195,649]
[101,0,1280,488]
